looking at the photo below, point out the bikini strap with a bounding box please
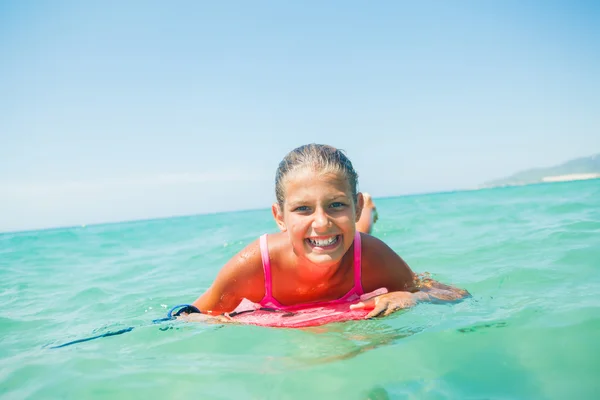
[259,234,273,300]
[353,231,364,295]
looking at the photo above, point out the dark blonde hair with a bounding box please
[275,144,359,208]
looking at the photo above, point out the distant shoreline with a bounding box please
[480,153,599,189]
[479,174,600,189]
[541,173,600,183]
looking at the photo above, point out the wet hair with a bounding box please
[275,144,359,208]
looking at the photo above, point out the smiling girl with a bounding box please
[187,144,468,320]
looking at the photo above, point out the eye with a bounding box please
[293,205,310,212]
[330,202,346,209]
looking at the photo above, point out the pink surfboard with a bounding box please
[230,302,371,328]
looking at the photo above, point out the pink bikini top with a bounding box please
[258,231,364,310]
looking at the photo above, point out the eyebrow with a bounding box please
[328,194,349,201]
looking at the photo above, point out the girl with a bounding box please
[186,144,468,320]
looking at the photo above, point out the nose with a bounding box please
[312,207,330,230]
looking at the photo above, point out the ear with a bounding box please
[272,203,287,231]
[355,192,364,222]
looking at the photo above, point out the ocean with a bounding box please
[1,179,599,399]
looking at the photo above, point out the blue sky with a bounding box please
[1,1,599,232]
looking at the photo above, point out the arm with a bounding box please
[352,235,470,317]
[191,239,264,316]
[412,273,470,303]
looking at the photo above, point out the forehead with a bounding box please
[282,168,351,201]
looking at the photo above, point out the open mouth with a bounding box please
[305,235,340,249]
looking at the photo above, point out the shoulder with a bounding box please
[226,232,290,271]
[359,233,415,292]
[212,237,266,302]
[226,237,263,273]
[359,233,400,271]
[262,232,291,258]
[359,232,391,254]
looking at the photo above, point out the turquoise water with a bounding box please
[1,180,599,399]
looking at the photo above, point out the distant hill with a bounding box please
[481,154,600,188]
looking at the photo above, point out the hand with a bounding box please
[350,291,424,318]
[176,312,232,324]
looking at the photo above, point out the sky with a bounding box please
[1,1,599,233]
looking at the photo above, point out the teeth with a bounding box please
[308,236,338,247]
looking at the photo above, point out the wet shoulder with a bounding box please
[227,232,292,303]
[359,233,395,267]
[221,236,267,303]
[359,233,414,292]
[263,232,294,266]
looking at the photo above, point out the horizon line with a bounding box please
[3,178,597,235]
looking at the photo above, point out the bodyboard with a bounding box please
[229,302,371,328]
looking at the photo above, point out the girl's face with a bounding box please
[272,168,364,268]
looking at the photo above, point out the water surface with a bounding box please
[2,180,599,399]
